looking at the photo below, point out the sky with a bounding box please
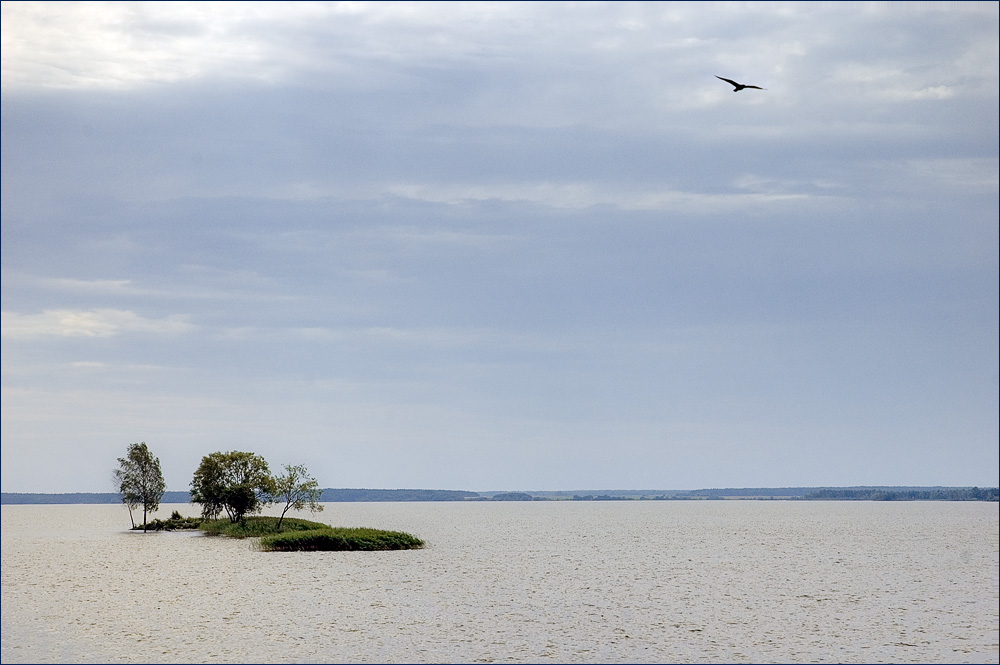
[1,1,997,494]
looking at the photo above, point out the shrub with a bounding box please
[135,514,202,531]
[258,527,425,552]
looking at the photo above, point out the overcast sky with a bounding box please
[2,1,997,494]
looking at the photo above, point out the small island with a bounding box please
[133,510,202,531]
[115,445,424,550]
[201,516,425,552]
[135,514,425,551]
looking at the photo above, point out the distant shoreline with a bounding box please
[2,486,997,504]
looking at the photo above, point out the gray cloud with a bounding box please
[2,2,997,492]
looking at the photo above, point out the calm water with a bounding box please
[2,501,997,663]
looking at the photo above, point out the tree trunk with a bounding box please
[142,504,147,532]
[276,505,290,530]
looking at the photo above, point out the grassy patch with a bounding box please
[197,516,425,551]
[132,511,202,531]
[258,527,426,552]
[199,516,329,538]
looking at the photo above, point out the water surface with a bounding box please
[2,500,997,663]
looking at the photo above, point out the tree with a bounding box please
[271,464,324,529]
[190,451,274,523]
[114,442,166,531]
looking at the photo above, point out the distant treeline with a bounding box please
[1,491,192,505]
[802,487,999,502]
[489,492,536,501]
[572,494,634,501]
[0,489,481,505]
[318,489,480,502]
[688,487,823,498]
[3,486,997,504]
[514,486,1000,500]
[519,487,852,499]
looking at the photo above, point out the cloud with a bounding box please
[384,180,818,211]
[7,2,991,99]
[1,2,996,493]
[0,2,567,91]
[1,2,279,90]
[68,361,107,368]
[40,277,136,294]
[1,308,195,339]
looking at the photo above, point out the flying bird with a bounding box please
[715,75,766,92]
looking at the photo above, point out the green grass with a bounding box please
[199,516,329,538]
[197,516,424,551]
[257,527,425,552]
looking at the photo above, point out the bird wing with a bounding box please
[715,76,740,87]
[743,85,765,90]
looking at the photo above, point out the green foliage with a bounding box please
[197,515,425,551]
[258,527,426,552]
[199,515,329,538]
[114,442,166,531]
[135,513,202,531]
[190,451,275,523]
[271,463,324,528]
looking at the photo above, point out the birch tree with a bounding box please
[114,442,166,531]
[271,464,324,529]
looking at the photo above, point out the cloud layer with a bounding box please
[2,2,997,493]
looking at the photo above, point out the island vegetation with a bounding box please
[272,464,325,528]
[189,450,287,523]
[130,512,424,550]
[136,510,202,531]
[258,526,425,552]
[199,515,424,551]
[113,442,166,531]
[108,443,426,551]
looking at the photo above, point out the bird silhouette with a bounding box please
[716,75,766,92]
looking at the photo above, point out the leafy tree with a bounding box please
[271,464,324,529]
[190,451,274,523]
[114,442,166,531]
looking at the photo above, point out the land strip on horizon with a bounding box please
[2,486,997,504]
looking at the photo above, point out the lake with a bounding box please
[2,500,997,663]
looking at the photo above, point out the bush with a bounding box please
[258,527,425,552]
[134,514,202,531]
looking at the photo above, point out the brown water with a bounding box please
[2,501,997,663]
